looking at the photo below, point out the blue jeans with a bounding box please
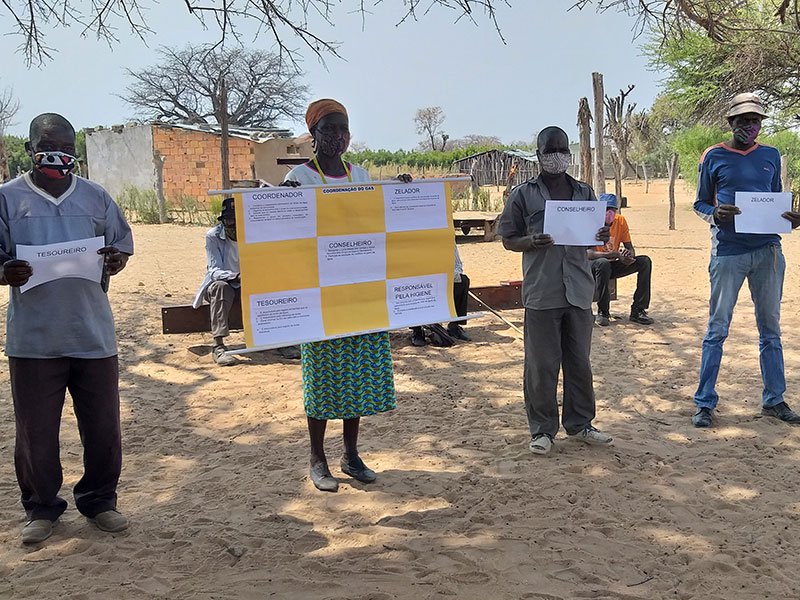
[694,245,786,409]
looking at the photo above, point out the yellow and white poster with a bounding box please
[226,178,465,351]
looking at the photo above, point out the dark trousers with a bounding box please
[206,280,241,339]
[591,255,652,315]
[451,273,470,326]
[11,356,122,521]
[523,307,595,437]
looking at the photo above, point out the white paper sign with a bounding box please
[241,187,317,244]
[249,288,324,346]
[16,236,105,293]
[317,233,386,287]
[386,274,450,328]
[383,181,448,232]
[734,192,793,234]
[543,200,606,246]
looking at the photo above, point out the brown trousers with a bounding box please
[11,356,122,521]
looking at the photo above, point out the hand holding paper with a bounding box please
[16,236,105,293]
[543,200,606,246]
[734,192,792,234]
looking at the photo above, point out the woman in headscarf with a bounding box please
[281,99,410,492]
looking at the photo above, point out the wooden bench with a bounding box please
[453,211,500,241]
[162,297,243,334]
[466,278,615,312]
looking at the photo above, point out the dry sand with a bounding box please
[2,179,800,599]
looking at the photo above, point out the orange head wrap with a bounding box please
[305,99,348,131]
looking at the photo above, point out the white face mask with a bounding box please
[540,152,571,175]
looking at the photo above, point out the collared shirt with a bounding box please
[694,142,782,256]
[498,174,597,310]
[0,173,134,358]
[192,223,240,308]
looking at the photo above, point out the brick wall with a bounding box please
[153,125,256,205]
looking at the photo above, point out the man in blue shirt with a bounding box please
[692,93,800,428]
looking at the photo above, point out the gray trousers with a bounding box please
[523,307,596,437]
[205,280,240,338]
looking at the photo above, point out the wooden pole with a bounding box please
[577,97,593,188]
[642,162,649,194]
[668,152,679,230]
[612,151,623,206]
[219,76,231,191]
[592,72,606,194]
[153,150,168,223]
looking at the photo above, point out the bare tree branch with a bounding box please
[2,0,509,67]
[121,44,308,128]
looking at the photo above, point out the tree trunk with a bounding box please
[612,150,623,205]
[219,77,231,191]
[153,150,168,223]
[642,163,649,194]
[668,152,679,230]
[577,97,593,188]
[592,73,606,194]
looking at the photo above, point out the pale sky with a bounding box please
[1,2,661,149]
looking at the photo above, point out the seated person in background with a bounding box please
[193,198,300,364]
[411,243,471,346]
[587,193,653,326]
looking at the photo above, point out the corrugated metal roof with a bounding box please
[452,148,539,164]
[87,121,295,143]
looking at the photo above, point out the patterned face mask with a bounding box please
[33,151,77,179]
[733,123,761,145]
[539,152,571,175]
[315,132,350,157]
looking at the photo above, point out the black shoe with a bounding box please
[410,327,426,347]
[630,309,654,325]
[447,324,472,341]
[277,345,301,360]
[693,407,713,428]
[340,456,377,483]
[310,462,338,492]
[596,313,610,327]
[761,402,800,423]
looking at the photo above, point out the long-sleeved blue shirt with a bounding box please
[693,142,782,256]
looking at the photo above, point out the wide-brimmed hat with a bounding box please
[726,93,768,118]
[218,197,235,221]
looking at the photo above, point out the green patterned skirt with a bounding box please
[301,332,396,420]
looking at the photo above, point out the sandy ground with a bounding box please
[3,179,800,599]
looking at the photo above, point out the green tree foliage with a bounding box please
[646,5,800,124]
[672,125,727,188]
[4,135,28,178]
[344,145,515,171]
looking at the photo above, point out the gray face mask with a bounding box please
[539,152,571,175]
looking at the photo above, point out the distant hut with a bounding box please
[452,149,539,187]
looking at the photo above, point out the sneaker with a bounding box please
[568,425,613,445]
[447,324,472,341]
[528,434,553,455]
[22,519,53,544]
[91,510,129,533]
[212,345,236,366]
[692,407,713,428]
[596,313,610,327]
[761,402,800,424]
[630,309,654,325]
